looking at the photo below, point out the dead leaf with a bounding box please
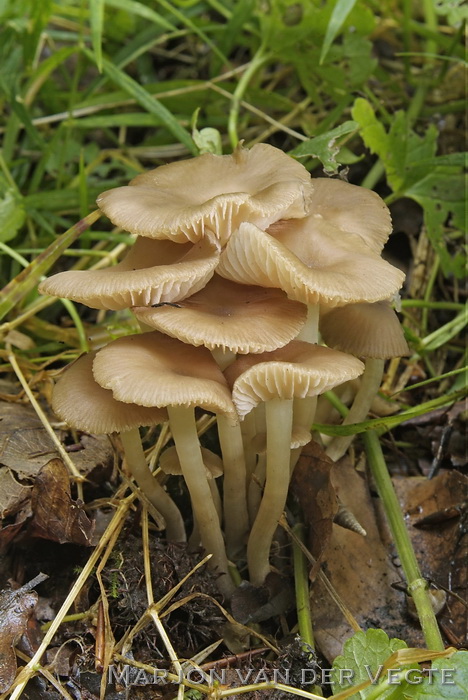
[309,457,424,661]
[291,440,339,580]
[30,459,94,545]
[0,573,47,694]
[0,469,30,519]
[392,470,467,645]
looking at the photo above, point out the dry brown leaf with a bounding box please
[392,470,467,645]
[30,458,94,545]
[309,457,424,661]
[0,469,30,519]
[0,574,46,694]
[291,440,339,579]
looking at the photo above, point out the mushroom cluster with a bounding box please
[39,143,408,597]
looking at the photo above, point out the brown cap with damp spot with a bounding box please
[38,235,220,311]
[159,445,223,479]
[217,220,405,308]
[52,352,167,434]
[132,274,308,354]
[92,331,238,423]
[319,300,410,358]
[224,340,365,419]
[96,144,313,246]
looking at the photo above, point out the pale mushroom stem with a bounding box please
[289,395,318,472]
[167,405,235,598]
[240,410,257,482]
[247,398,294,587]
[188,477,223,551]
[290,304,320,470]
[296,304,319,344]
[325,358,385,462]
[217,414,250,559]
[247,452,266,525]
[120,428,186,542]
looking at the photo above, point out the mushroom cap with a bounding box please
[224,341,365,418]
[38,235,219,311]
[306,178,392,254]
[52,352,167,434]
[132,274,308,354]
[92,331,237,422]
[160,445,223,478]
[217,220,405,307]
[319,300,410,358]
[96,144,313,245]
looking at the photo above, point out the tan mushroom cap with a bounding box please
[132,274,308,354]
[92,331,237,422]
[306,178,392,254]
[39,235,219,311]
[160,445,223,478]
[217,220,405,307]
[96,144,313,245]
[224,340,365,418]
[52,352,167,434]
[320,300,410,358]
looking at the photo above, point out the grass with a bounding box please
[0,0,466,698]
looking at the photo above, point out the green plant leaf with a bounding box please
[0,189,25,243]
[352,98,466,277]
[331,629,412,699]
[411,651,468,699]
[320,0,358,64]
[290,120,358,173]
[90,0,105,72]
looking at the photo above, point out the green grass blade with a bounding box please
[84,50,196,154]
[313,388,466,437]
[90,0,105,72]
[320,0,358,64]
[0,210,101,321]
[105,0,175,31]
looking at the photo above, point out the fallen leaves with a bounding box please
[293,445,425,661]
[0,573,47,694]
[30,459,94,546]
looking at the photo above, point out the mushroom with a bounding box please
[91,331,238,597]
[96,144,313,246]
[51,352,186,542]
[132,274,308,558]
[38,235,220,310]
[132,274,308,354]
[224,341,365,585]
[319,300,410,461]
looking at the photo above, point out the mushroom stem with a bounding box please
[296,304,319,344]
[247,452,266,525]
[240,410,257,482]
[188,477,223,551]
[247,398,294,586]
[290,304,320,469]
[120,428,186,542]
[325,358,385,462]
[289,395,318,471]
[217,414,250,559]
[167,405,235,598]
